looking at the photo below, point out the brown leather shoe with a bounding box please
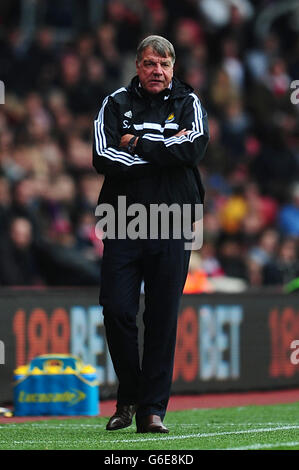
[136,414,169,433]
[106,404,137,431]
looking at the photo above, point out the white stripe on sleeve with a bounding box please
[94,88,148,166]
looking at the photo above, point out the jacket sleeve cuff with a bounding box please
[135,136,143,155]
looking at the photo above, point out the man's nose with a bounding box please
[153,63,163,74]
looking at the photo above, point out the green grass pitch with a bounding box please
[0,402,299,450]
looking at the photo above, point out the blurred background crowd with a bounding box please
[0,0,298,292]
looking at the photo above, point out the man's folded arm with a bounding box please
[135,93,209,168]
[93,95,156,179]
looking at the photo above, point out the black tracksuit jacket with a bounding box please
[93,75,209,220]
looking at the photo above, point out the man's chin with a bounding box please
[145,83,165,94]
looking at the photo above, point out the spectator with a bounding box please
[75,211,104,260]
[0,176,12,232]
[106,0,143,54]
[58,53,89,115]
[199,241,224,278]
[25,28,58,93]
[278,183,299,237]
[244,181,278,229]
[77,172,104,211]
[245,228,280,288]
[222,36,245,91]
[209,67,240,114]
[249,130,298,202]
[221,97,251,157]
[84,56,110,115]
[219,185,248,234]
[217,235,247,280]
[245,33,281,82]
[246,256,263,288]
[263,238,299,286]
[95,23,121,90]
[10,177,42,238]
[0,217,44,285]
[248,228,279,268]
[202,117,232,175]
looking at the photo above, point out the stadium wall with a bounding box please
[0,288,299,404]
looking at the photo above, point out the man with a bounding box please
[93,35,209,433]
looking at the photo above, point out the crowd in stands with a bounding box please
[0,0,298,291]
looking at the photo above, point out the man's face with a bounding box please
[136,47,174,94]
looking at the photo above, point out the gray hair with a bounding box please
[136,35,176,65]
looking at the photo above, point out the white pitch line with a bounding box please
[226,441,299,450]
[1,424,299,447]
[1,431,299,448]
[207,422,298,426]
[0,424,106,430]
[79,425,299,444]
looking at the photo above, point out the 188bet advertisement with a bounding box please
[1,288,299,404]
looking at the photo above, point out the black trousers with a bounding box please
[99,236,191,420]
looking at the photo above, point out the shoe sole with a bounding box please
[106,420,133,431]
[136,427,169,434]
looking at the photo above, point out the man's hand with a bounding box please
[175,128,190,137]
[120,134,139,149]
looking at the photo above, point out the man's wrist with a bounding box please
[127,136,138,154]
